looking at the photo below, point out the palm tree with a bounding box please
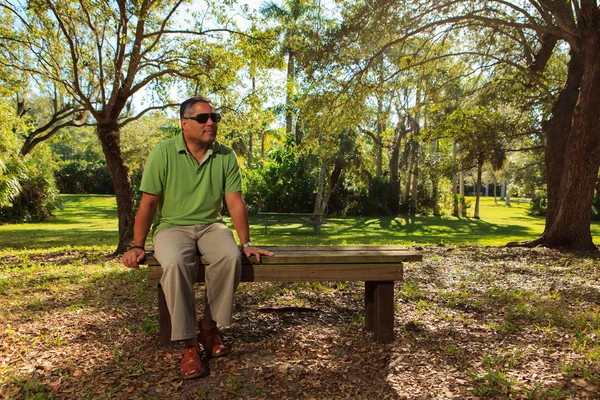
[260,0,318,142]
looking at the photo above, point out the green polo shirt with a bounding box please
[139,134,242,236]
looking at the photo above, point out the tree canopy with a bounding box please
[1,0,598,251]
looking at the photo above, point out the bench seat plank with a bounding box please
[148,263,404,284]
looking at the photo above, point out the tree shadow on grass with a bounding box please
[0,227,118,250]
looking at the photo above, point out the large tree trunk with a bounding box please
[97,122,134,254]
[511,37,600,251]
[538,39,600,250]
[543,51,583,230]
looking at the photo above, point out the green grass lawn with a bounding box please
[1,194,600,253]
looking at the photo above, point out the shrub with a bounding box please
[329,176,399,216]
[241,168,267,215]
[592,195,600,221]
[55,159,114,194]
[236,138,318,214]
[459,195,471,217]
[528,194,547,216]
[0,148,62,222]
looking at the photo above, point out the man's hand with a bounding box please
[242,246,274,262]
[123,248,146,269]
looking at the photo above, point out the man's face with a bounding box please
[181,102,218,147]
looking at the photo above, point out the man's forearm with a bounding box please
[228,203,250,245]
[132,201,158,247]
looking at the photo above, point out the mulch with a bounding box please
[1,246,600,399]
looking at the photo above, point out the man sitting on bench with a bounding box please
[122,96,273,380]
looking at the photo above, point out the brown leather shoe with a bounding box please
[198,324,229,358]
[180,347,207,380]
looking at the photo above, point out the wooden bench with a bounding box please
[258,212,325,234]
[143,246,422,344]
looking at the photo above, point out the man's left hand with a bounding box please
[242,246,274,262]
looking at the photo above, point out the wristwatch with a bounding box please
[242,241,252,248]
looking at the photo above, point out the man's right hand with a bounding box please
[123,248,146,269]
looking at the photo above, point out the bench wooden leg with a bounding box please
[157,284,172,346]
[364,281,395,343]
[365,281,376,331]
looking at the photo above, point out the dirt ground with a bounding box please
[1,246,600,399]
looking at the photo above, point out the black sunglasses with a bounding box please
[183,113,221,124]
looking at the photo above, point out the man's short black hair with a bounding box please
[180,96,212,119]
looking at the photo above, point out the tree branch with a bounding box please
[117,103,180,127]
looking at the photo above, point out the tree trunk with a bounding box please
[248,77,255,169]
[375,55,385,177]
[536,38,600,250]
[452,142,459,216]
[286,51,295,139]
[247,129,253,169]
[409,143,419,216]
[432,176,440,216]
[431,137,440,216]
[313,160,328,229]
[97,122,134,254]
[389,139,400,214]
[459,168,464,196]
[324,159,343,212]
[543,50,583,230]
[402,140,412,203]
[473,161,482,219]
[501,179,506,200]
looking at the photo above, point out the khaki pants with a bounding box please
[153,223,241,341]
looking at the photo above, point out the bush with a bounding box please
[528,194,547,216]
[55,159,114,194]
[238,138,318,214]
[459,195,471,217]
[358,177,394,215]
[592,195,600,221]
[0,148,62,222]
[328,176,398,216]
[241,168,267,215]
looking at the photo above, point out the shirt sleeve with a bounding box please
[224,151,242,194]
[139,146,165,195]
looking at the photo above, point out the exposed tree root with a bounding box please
[506,237,545,248]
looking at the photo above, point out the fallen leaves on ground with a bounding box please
[1,246,600,399]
